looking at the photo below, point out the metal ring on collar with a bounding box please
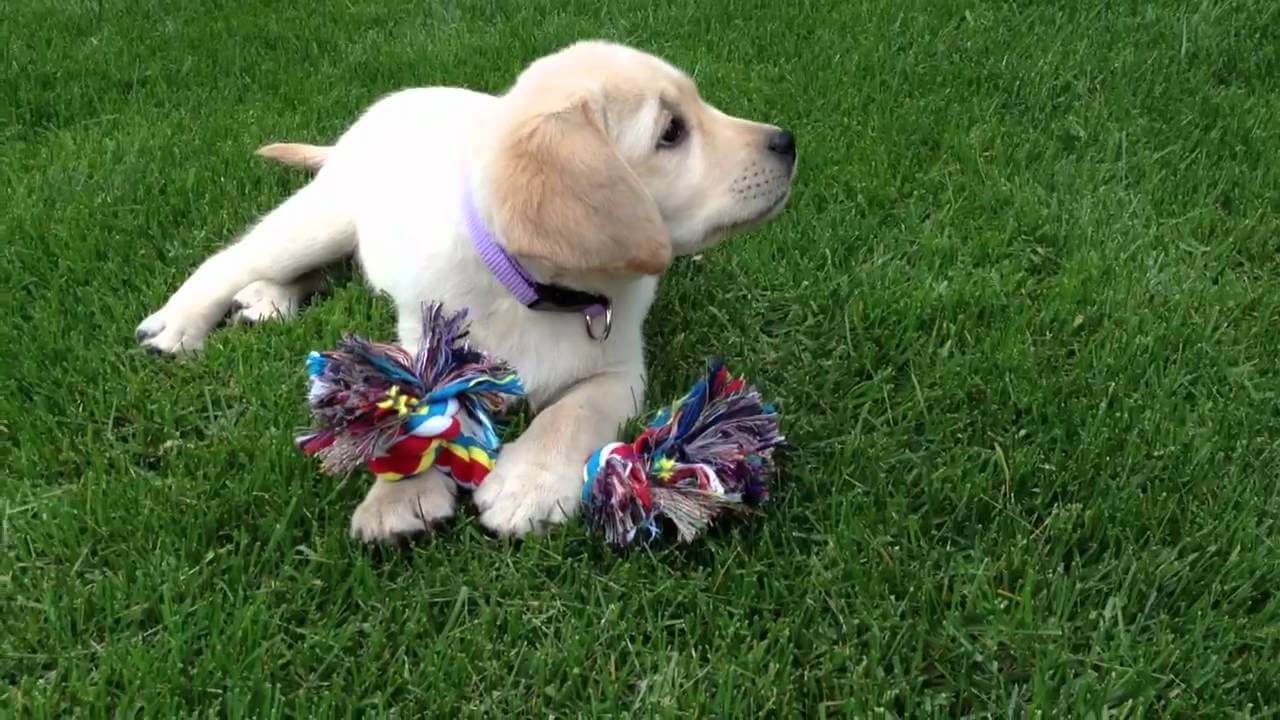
[584,305,613,341]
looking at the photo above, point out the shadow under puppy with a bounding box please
[137,40,798,542]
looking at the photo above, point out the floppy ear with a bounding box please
[487,99,672,275]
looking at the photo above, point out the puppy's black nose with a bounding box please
[767,129,796,158]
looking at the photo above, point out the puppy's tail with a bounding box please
[255,142,331,172]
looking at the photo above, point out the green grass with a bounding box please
[4,0,1280,714]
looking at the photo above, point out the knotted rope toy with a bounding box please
[581,360,784,549]
[296,307,783,548]
[296,303,524,489]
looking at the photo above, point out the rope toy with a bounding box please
[581,360,784,549]
[296,303,524,488]
[295,308,783,549]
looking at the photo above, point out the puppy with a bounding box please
[136,40,797,541]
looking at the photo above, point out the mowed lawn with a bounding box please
[5,0,1280,714]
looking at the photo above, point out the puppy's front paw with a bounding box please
[350,474,456,544]
[474,458,582,538]
[135,305,215,355]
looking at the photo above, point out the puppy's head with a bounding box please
[482,41,797,277]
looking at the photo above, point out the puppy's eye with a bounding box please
[658,115,687,148]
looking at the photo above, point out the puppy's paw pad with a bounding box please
[350,476,456,544]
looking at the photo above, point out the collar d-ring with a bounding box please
[584,305,613,341]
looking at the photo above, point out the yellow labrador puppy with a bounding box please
[136,40,797,541]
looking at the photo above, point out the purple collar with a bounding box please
[463,183,613,340]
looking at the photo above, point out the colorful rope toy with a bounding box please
[296,303,524,489]
[581,360,784,549]
[296,307,782,549]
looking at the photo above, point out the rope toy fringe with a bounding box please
[296,303,524,488]
[581,360,784,549]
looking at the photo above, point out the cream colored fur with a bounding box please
[137,41,796,540]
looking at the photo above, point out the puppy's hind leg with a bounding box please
[230,272,327,325]
[137,178,355,354]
